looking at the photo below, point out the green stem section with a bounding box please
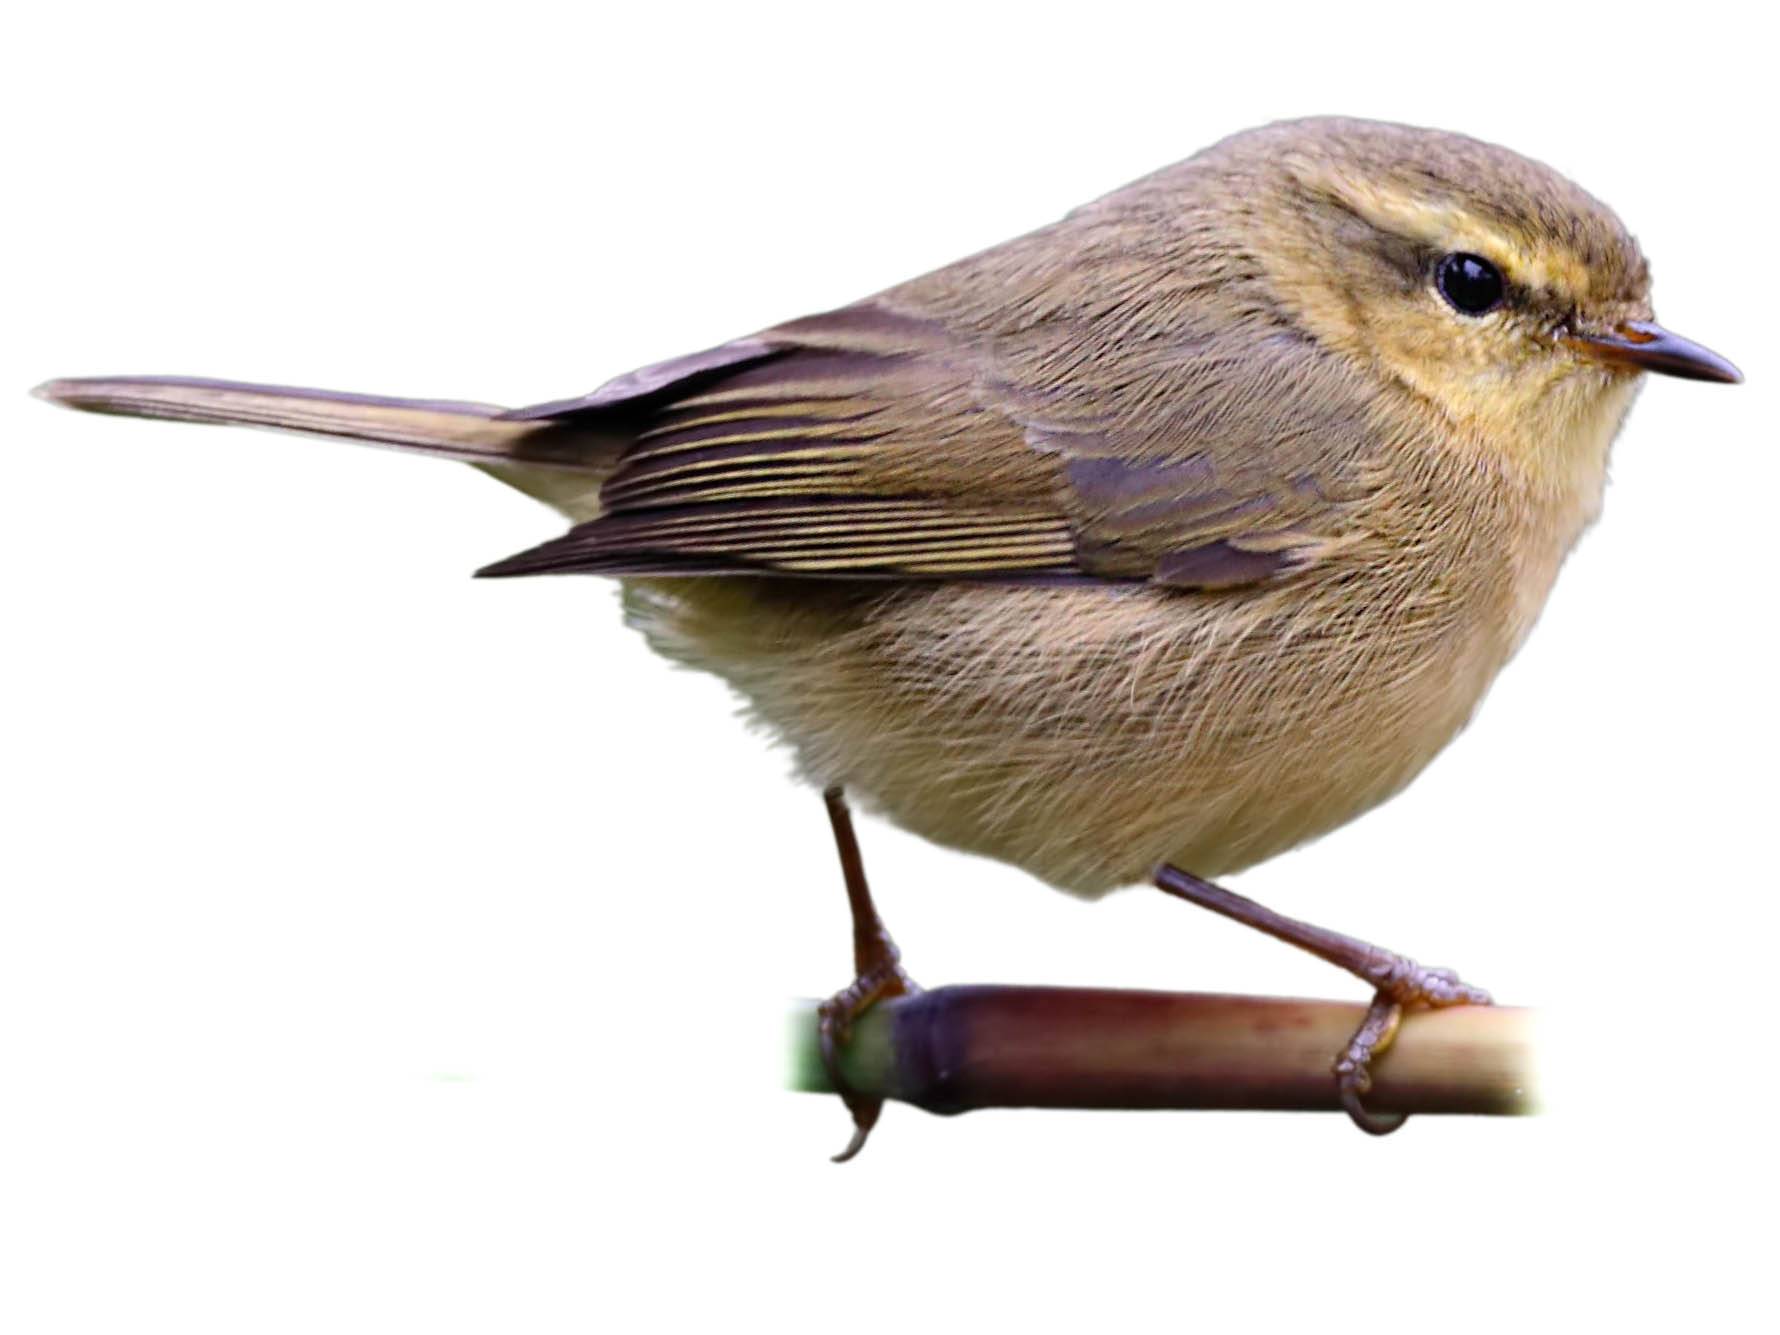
[788,986,1536,1117]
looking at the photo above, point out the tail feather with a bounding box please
[33,375,613,473]
[33,338,789,533]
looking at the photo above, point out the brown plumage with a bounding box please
[37,118,1739,898]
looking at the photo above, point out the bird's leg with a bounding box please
[816,786,920,1162]
[1153,864,1491,1135]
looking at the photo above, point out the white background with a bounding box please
[4,3,1774,1330]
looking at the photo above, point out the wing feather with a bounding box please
[480,295,1373,586]
[481,308,1077,580]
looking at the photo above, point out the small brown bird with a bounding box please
[37,117,1741,1156]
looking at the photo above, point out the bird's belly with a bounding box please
[623,575,1508,896]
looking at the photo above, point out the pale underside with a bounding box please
[620,570,1516,896]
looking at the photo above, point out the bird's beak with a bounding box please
[1563,320,1743,384]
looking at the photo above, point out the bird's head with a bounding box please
[1207,118,1739,475]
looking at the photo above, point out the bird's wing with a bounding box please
[478,301,1373,588]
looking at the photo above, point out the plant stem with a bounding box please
[787,985,1535,1117]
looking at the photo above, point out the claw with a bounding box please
[830,1111,879,1164]
[1338,1075,1410,1136]
[1334,994,1409,1135]
[816,970,911,1161]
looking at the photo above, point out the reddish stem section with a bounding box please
[791,985,1534,1118]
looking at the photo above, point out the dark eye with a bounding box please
[1435,252,1505,315]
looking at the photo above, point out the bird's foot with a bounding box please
[817,785,919,1162]
[1153,864,1492,1136]
[1334,956,1492,1135]
[816,945,920,1163]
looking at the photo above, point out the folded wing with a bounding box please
[479,301,1372,589]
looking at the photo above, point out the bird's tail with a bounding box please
[33,374,616,470]
[33,374,623,518]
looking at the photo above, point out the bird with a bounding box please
[35,116,1742,1157]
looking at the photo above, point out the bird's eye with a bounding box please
[1435,253,1505,316]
